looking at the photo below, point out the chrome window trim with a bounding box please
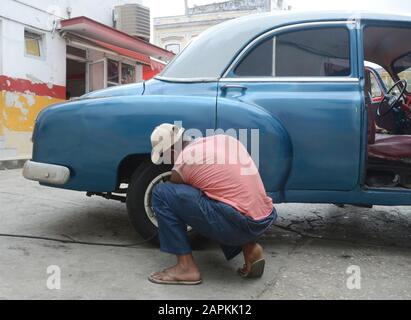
[222,20,357,79]
[155,75,219,83]
[220,77,360,83]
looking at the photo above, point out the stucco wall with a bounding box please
[0,0,141,161]
[3,0,141,27]
[0,1,67,160]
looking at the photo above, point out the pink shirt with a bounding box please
[173,135,273,220]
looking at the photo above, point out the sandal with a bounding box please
[148,273,203,285]
[237,259,266,279]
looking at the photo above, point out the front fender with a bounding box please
[33,95,216,191]
[217,98,293,193]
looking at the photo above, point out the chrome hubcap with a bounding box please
[144,172,172,228]
[143,172,192,232]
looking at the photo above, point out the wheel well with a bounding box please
[117,154,151,185]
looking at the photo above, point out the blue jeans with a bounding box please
[152,183,277,261]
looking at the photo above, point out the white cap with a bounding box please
[150,123,185,165]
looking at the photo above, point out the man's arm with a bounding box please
[169,170,185,184]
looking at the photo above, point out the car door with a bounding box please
[217,22,364,192]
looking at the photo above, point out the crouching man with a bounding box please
[148,123,277,285]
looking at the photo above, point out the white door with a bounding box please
[87,59,106,92]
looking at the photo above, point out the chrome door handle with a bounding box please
[221,84,248,91]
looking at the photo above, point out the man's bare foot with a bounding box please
[150,264,201,283]
[239,242,264,275]
[149,254,202,285]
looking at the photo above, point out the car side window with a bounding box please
[234,27,351,77]
[393,53,411,92]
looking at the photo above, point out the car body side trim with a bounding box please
[155,76,219,83]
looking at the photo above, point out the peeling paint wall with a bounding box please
[1,0,146,161]
[0,76,65,160]
[1,1,67,160]
[1,90,63,132]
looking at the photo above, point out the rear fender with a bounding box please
[217,97,293,192]
[34,95,216,191]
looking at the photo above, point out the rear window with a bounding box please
[393,53,411,91]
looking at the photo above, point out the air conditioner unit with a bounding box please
[114,3,151,42]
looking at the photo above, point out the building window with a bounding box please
[107,59,120,86]
[165,43,181,54]
[67,46,87,59]
[121,63,136,84]
[107,59,136,87]
[234,27,351,77]
[25,30,43,58]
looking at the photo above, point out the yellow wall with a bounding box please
[0,90,64,160]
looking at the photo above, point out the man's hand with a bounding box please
[169,170,184,184]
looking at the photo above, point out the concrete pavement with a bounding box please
[0,169,410,299]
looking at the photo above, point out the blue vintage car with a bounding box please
[24,11,411,239]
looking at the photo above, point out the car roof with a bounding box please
[158,10,411,81]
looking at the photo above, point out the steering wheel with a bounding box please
[377,79,407,117]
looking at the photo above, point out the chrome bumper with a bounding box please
[23,161,70,185]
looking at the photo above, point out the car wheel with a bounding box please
[126,162,173,240]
